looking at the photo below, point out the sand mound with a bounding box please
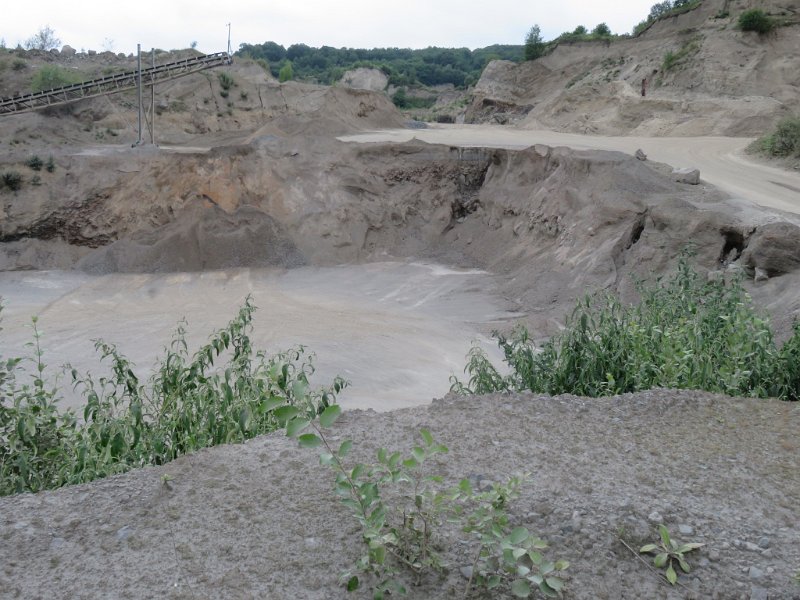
[1,390,797,599]
[77,203,305,274]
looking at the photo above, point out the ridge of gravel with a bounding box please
[1,389,798,600]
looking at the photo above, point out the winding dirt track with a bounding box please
[340,124,800,216]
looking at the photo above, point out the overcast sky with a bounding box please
[2,1,658,54]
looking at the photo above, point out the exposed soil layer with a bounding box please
[1,390,798,599]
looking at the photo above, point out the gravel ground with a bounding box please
[1,389,798,600]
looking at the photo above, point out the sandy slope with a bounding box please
[1,390,798,599]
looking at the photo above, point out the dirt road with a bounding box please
[340,125,800,216]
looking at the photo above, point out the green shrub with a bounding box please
[0,298,347,496]
[30,65,81,92]
[452,257,800,401]
[755,116,800,158]
[278,61,293,82]
[217,71,234,90]
[26,155,43,171]
[1,171,23,191]
[738,9,774,33]
[12,58,27,71]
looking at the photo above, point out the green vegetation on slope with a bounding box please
[452,258,800,400]
[750,116,800,159]
[0,298,346,496]
[235,42,524,88]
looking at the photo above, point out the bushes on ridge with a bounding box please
[0,298,347,496]
[452,257,800,400]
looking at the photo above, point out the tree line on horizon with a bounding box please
[235,42,523,88]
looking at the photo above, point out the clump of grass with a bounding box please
[452,256,800,401]
[0,297,347,496]
[1,171,23,191]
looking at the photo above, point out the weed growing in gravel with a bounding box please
[452,257,800,401]
[640,525,704,585]
[455,476,569,597]
[278,408,567,598]
[0,298,346,496]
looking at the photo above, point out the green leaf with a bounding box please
[677,542,704,553]
[298,433,322,448]
[286,418,310,438]
[319,453,335,466]
[274,405,299,425]
[545,577,564,592]
[346,575,359,592]
[538,579,559,598]
[658,524,671,547]
[554,559,570,571]
[376,447,387,463]
[654,553,668,568]
[511,579,531,597]
[338,440,353,458]
[487,575,501,589]
[678,557,691,573]
[411,446,425,463]
[291,379,308,400]
[262,395,285,412]
[420,428,434,446]
[319,404,341,428]
[509,526,529,545]
[665,563,677,585]
[640,544,658,553]
[540,561,555,575]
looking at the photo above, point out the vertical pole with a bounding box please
[227,23,232,61]
[150,48,155,145]
[136,43,143,145]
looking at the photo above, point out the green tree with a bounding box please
[524,25,545,61]
[278,61,294,82]
[592,23,612,36]
[573,25,588,35]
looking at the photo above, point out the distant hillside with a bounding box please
[466,0,800,136]
[235,42,523,88]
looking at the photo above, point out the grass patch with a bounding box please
[452,257,800,400]
[0,298,347,496]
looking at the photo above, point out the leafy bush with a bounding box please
[0,298,347,496]
[1,171,23,191]
[452,257,800,401]
[45,156,56,173]
[277,401,567,597]
[592,23,612,37]
[278,61,293,82]
[217,71,234,90]
[738,9,774,33]
[31,65,81,92]
[26,155,43,171]
[754,116,800,158]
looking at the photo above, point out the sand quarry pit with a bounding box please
[2,89,800,598]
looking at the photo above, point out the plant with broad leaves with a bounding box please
[640,524,704,585]
[280,405,452,598]
[454,476,568,598]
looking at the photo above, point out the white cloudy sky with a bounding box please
[2,1,657,54]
